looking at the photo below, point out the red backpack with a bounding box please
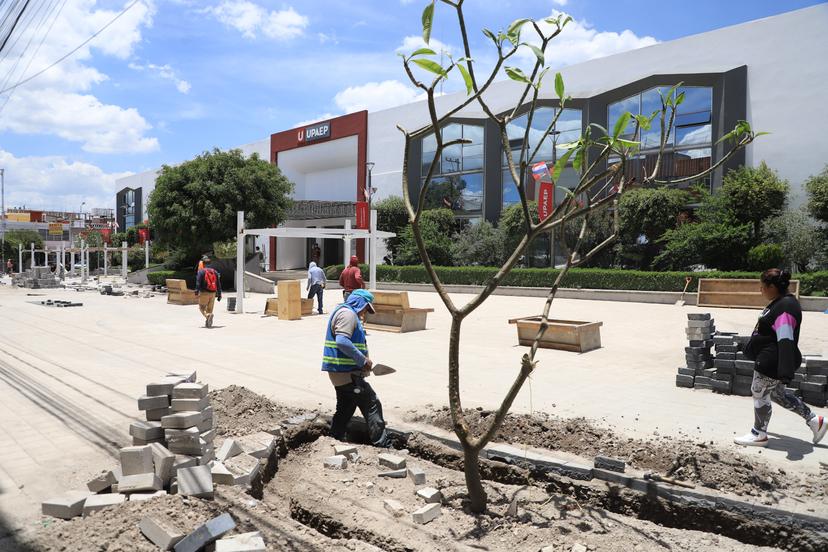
[204,268,218,292]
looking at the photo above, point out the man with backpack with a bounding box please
[195,256,222,328]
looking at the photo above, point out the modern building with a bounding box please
[115,5,828,269]
[2,208,115,249]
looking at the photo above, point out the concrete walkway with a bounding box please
[0,281,826,542]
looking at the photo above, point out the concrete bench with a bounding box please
[697,278,800,309]
[166,279,198,305]
[364,291,434,333]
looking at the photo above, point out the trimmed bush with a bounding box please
[148,270,194,287]
[746,243,784,272]
[322,264,828,296]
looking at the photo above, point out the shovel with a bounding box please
[372,363,396,376]
[676,276,692,307]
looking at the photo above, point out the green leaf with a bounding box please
[505,66,531,84]
[560,15,573,28]
[588,122,608,136]
[544,16,560,26]
[482,28,497,43]
[554,72,564,100]
[508,18,532,37]
[573,146,585,172]
[422,1,435,44]
[412,58,446,77]
[754,131,771,138]
[525,43,545,66]
[674,91,685,107]
[410,47,437,57]
[616,138,640,147]
[456,62,473,95]
[612,112,632,139]
[551,147,576,182]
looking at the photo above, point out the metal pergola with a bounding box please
[234,210,394,314]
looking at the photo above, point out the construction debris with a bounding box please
[13,266,59,288]
[411,503,441,525]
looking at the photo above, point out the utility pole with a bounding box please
[1,168,5,260]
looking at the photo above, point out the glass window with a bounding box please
[608,94,639,139]
[502,168,521,208]
[505,107,582,169]
[677,86,712,115]
[676,124,711,147]
[424,172,484,214]
[675,111,710,127]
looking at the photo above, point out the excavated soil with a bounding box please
[409,407,827,501]
[209,385,308,437]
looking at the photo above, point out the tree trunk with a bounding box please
[463,444,487,513]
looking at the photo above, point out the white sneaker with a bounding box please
[808,415,827,445]
[734,428,768,447]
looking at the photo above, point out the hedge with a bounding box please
[323,264,828,296]
[148,270,194,287]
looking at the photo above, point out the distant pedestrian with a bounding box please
[6,259,12,275]
[196,255,206,273]
[311,243,322,265]
[307,261,326,315]
[195,256,222,328]
[735,269,827,447]
[339,255,364,301]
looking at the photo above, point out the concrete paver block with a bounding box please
[378,469,407,478]
[378,453,406,470]
[146,407,172,421]
[150,442,176,484]
[82,493,126,516]
[173,512,235,552]
[201,429,216,443]
[333,444,359,462]
[166,427,200,442]
[383,499,405,517]
[138,395,170,411]
[140,515,184,550]
[324,455,348,470]
[172,382,209,399]
[130,421,164,441]
[86,470,118,493]
[416,487,442,504]
[224,454,261,486]
[177,465,214,498]
[210,461,236,485]
[129,491,167,502]
[120,445,154,476]
[162,411,202,429]
[147,378,183,397]
[407,466,426,485]
[215,532,265,552]
[118,473,163,493]
[412,503,441,525]
[201,405,214,420]
[167,370,197,383]
[173,454,198,472]
[42,491,89,519]
[593,455,626,473]
[197,416,214,433]
[169,437,210,456]
[216,439,243,462]
[196,446,215,465]
[236,432,275,459]
[171,397,209,412]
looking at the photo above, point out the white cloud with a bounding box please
[553,0,569,5]
[205,1,308,40]
[334,80,422,114]
[0,149,132,211]
[129,62,191,94]
[0,0,158,154]
[397,35,452,56]
[516,10,658,69]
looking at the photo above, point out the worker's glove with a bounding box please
[217,296,222,302]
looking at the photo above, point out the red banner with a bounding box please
[138,228,149,244]
[100,228,112,244]
[355,201,369,229]
[539,182,555,221]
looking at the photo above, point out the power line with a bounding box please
[0,0,141,96]
[0,0,31,54]
[0,0,59,94]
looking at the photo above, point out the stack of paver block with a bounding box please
[675,314,827,407]
[13,266,59,288]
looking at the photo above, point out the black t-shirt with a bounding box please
[745,294,802,381]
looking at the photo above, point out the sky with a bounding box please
[0,0,823,212]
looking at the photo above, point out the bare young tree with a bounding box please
[398,0,760,513]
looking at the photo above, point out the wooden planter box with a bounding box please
[166,279,198,305]
[697,278,800,309]
[508,317,603,353]
[364,291,434,333]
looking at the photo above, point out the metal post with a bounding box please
[343,219,351,265]
[1,168,5,257]
[81,240,86,283]
[369,210,377,291]
[18,243,22,274]
[30,242,34,269]
[70,250,75,276]
[104,243,108,276]
[121,241,127,279]
[236,211,245,314]
[145,240,149,269]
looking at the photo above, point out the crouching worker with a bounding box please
[322,289,390,447]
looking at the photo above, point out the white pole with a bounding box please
[121,241,127,279]
[18,243,22,273]
[43,246,48,268]
[145,240,149,269]
[369,210,377,291]
[343,219,351,266]
[30,242,34,269]
[236,211,245,314]
[70,250,75,276]
[81,240,86,283]
[104,243,108,276]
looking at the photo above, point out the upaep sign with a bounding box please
[539,182,555,221]
[48,222,63,236]
[298,121,331,144]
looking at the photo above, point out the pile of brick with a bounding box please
[323,445,442,525]
[41,372,276,550]
[674,313,828,407]
[13,266,59,288]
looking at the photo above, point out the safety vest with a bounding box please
[322,305,368,372]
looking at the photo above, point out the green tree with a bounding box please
[562,210,616,268]
[498,201,539,255]
[719,162,788,240]
[763,209,824,272]
[617,187,690,268]
[148,149,293,264]
[2,230,43,267]
[375,196,409,261]
[805,166,828,224]
[450,220,506,266]
[395,208,455,266]
[654,222,753,270]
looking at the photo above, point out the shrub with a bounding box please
[147,270,194,287]
[746,244,784,272]
[451,221,506,266]
[375,196,409,261]
[395,209,456,266]
[720,162,789,240]
[654,221,753,271]
[763,209,824,272]
[805,166,828,224]
[619,187,691,241]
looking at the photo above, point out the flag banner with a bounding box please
[531,162,550,182]
[539,182,555,221]
[355,201,369,229]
